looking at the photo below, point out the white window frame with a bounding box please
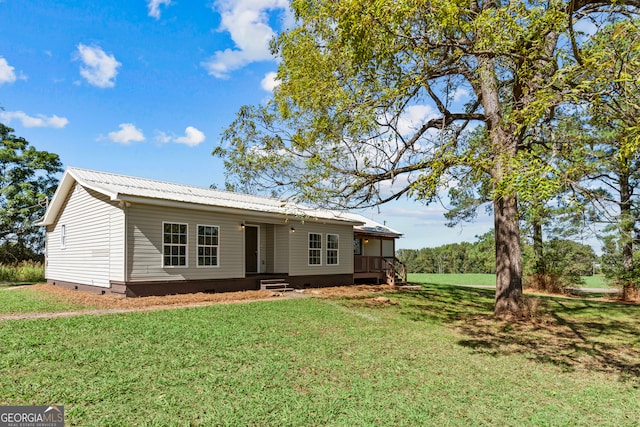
[197,224,220,268]
[60,224,66,249]
[308,232,322,266]
[327,234,339,266]
[162,222,188,268]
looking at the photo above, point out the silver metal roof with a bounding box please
[40,168,402,234]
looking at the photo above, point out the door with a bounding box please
[245,225,259,273]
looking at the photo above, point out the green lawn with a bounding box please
[408,273,497,287]
[580,275,610,288]
[0,286,91,314]
[409,273,611,288]
[1,284,638,426]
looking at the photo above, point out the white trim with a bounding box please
[196,224,220,268]
[60,224,66,249]
[308,232,322,266]
[162,222,188,268]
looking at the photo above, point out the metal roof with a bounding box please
[343,212,403,237]
[40,168,398,230]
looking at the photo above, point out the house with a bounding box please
[38,167,405,296]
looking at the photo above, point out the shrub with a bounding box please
[0,261,45,283]
[524,272,574,294]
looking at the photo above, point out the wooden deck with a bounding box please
[354,256,407,285]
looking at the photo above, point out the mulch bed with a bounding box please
[29,283,396,310]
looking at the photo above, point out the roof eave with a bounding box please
[37,170,75,226]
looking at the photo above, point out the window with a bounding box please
[327,234,339,265]
[163,223,187,267]
[308,233,322,265]
[197,225,219,267]
[60,225,66,249]
[353,238,362,255]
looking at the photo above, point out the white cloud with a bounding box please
[76,44,121,88]
[396,105,437,136]
[154,130,172,144]
[147,0,172,19]
[108,123,145,144]
[0,111,68,128]
[452,88,469,102]
[202,0,289,78]
[260,71,281,92]
[174,126,205,147]
[0,57,16,84]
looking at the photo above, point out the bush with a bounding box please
[0,261,45,283]
[524,272,576,294]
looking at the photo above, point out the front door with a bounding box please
[245,226,259,273]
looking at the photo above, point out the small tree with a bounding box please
[559,20,640,298]
[0,123,62,263]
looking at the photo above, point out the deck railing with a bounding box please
[354,256,407,285]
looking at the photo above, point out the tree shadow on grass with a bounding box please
[396,283,640,383]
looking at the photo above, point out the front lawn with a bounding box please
[1,284,638,426]
[0,286,92,314]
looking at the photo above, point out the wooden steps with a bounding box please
[259,278,293,292]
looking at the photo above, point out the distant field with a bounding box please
[409,273,611,288]
[580,275,610,288]
[408,273,497,287]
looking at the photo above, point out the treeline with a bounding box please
[397,231,599,279]
[397,232,495,274]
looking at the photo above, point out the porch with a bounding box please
[354,255,407,286]
[353,224,405,286]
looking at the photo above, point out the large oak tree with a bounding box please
[0,123,62,262]
[215,0,639,317]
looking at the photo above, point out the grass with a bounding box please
[1,284,639,426]
[408,273,497,287]
[0,286,91,314]
[580,274,609,288]
[0,261,45,283]
[410,273,611,288]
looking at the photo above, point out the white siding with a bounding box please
[127,204,245,281]
[110,210,126,281]
[382,239,395,257]
[363,238,381,257]
[288,223,353,276]
[274,224,290,273]
[263,224,275,273]
[46,183,124,287]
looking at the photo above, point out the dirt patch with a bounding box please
[29,283,396,310]
[306,284,396,298]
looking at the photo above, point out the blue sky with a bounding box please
[0,0,494,250]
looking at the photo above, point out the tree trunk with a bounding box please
[494,195,523,317]
[477,52,524,318]
[619,170,635,300]
[532,220,545,274]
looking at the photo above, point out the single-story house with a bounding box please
[38,167,405,296]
